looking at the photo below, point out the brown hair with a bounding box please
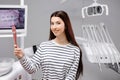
[49,10,83,80]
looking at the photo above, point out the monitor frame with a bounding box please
[0,5,28,37]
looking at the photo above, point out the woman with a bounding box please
[14,10,83,80]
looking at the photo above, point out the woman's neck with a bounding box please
[54,37,69,45]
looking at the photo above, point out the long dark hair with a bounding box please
[49,10,83,80]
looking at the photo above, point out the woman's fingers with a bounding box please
[14,45,24,59]
[14,44,18,48]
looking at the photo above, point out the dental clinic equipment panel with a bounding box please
[0,0,31,80]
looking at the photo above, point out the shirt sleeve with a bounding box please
[65,48,80,80]
[19,44,43,74]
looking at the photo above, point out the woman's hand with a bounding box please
[14,45,24,59]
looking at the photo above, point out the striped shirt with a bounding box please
[20,40,80,80]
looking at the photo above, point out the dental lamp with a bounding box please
[82,0,109,18]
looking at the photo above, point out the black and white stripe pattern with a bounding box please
[20,40,80,80]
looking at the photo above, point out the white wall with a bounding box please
[0,0,120,80]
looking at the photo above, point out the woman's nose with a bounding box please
[52,24,58,28]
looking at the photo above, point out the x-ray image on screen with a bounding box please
[0,8,25,29]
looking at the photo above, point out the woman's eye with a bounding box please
[56,22,60,25]
[51,22,54,25]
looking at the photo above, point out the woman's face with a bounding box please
[50,16,65,37]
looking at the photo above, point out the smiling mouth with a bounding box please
[54,30,59,32]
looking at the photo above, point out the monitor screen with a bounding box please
[0,5,27,37]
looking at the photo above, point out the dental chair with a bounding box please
[0,45,37,80]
